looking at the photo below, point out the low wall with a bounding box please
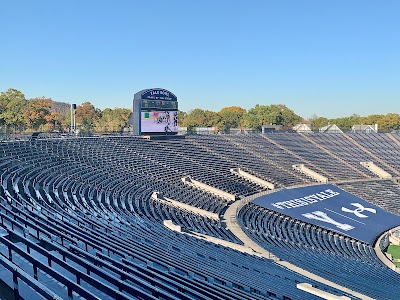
[374,226,400,273]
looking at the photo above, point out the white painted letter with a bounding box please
[302,211,354,231]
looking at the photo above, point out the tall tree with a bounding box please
[183,108,220,129]
[361,114,384,126]
[243,104,301,130]
[76,102,100,131]
[97,108,131,131]
[278,104,302,128]
[218,106,246,131]
[310,116,329,130]
[0,88,27,127]
[22,97,52,129]
[178,110,187,126]
[377,113,400,131]
[46,111,66,131]
[242,105,270,130]
[329,114,362,131]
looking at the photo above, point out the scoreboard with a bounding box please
[132,88,178,135]
[141,99,178,110]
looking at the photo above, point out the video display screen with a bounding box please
[141,110,178,133]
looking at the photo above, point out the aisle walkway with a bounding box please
[222,200,275,259]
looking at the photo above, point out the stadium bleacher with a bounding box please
[238,202,400,300]
[0,132,399,299]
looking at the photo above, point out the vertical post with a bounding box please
[71,104,77,133]
[70,104,73,133]
[13,269,19,299]
[73,110,76,133]
[67,283,73,300]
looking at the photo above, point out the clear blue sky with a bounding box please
[1,0,399,119]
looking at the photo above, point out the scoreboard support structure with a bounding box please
[132,88,178,136]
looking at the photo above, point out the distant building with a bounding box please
[319,124,343,133]
[178,127,187,135]
[262,125,282,133]
[351,124,378,133]
[195,127,216,134]
[229,128,259,134]
[293,124,312,133]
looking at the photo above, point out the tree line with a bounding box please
[179,104,303,132]
[0,88,131,133]
[309,114,400,132]
[1,88,399,133]
[177,105,400,132]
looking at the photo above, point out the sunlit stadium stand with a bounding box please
[305,133,391,177]
[338,180,400,216]
[263,133,370,180]
[347,133,400,176]
[1,132,400,299]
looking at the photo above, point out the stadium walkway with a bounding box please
[223,200,375,300]
[223,201,275,259]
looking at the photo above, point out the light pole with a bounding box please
[71,104,77,133]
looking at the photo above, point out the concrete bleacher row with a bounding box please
[0,137,350,300]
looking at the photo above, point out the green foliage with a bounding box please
[76,102,100,131]
[177,111,187,126]
[243,104,302,130]
[22,97,52,128]
[183,108,221,128]
[328,114,361,131]
[0,88,27,126]
[218,106,246,130]
[96,108,131,132]
[280,105,302,128]
[310,116,329,130]
[308,113,400,132]
[361,114,384,126]
[2,87,400,133]
[377,113,400,131]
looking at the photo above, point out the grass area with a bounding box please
[386,245,400,268]
[387,245,400,258]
